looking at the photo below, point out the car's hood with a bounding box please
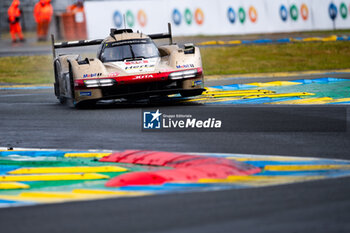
[104,58,173,76]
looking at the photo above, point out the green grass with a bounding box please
[1,41,350,84]
[201,41,350,75]
[0,55,53,84]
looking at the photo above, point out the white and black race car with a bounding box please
[51,23,204,107]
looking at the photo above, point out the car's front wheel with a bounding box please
[54,60,66,104]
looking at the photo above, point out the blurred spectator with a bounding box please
[33,0,53,41]
[7,0,25,43]
[66,0,84,14]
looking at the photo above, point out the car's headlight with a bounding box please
[169,69,198,80]
[84,80,99,88]
[84,79,116,88]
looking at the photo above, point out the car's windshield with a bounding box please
[100,39,159,62]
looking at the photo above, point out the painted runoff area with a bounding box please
[180,77,350,105]
[1,148,350,208]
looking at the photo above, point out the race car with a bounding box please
[51,23,204,107]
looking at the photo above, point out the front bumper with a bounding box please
[74,78,204,103]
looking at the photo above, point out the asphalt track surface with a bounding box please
[1,75,350,232]
[0,85,349,158]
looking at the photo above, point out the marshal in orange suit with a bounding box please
[33,0,53,41]
[8,0,25,43]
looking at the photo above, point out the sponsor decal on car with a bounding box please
[115,58,158,73]
[125,64,155,71]
[108,72,120,77]
[79,91,92,96]
[176,64,195,69]
[83,73,102,78]
[134,74,154,80]
[125,60,149,65]
[192,80,202,87]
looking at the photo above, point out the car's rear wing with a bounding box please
[51,36,103,59]
[148,23,173,44]
[51,23,173,59]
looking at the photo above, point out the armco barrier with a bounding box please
[86,0,350,38]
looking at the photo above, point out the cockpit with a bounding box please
[99,39,160,63]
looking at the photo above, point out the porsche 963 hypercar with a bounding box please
[51,23,205,107]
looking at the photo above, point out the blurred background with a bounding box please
[1,0,71,35]
[1,0,350,40]
[1,0,350,84]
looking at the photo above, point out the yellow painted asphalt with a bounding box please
[64,152,111,158]
[242,92,314,99]
[246,81,302,87]
[9,166,127,174]
[0,190,150,204]
[0,182,29,190]
[72,189,150,196]
[0,173,109,182]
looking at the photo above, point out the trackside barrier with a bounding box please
[85,0,350,38]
